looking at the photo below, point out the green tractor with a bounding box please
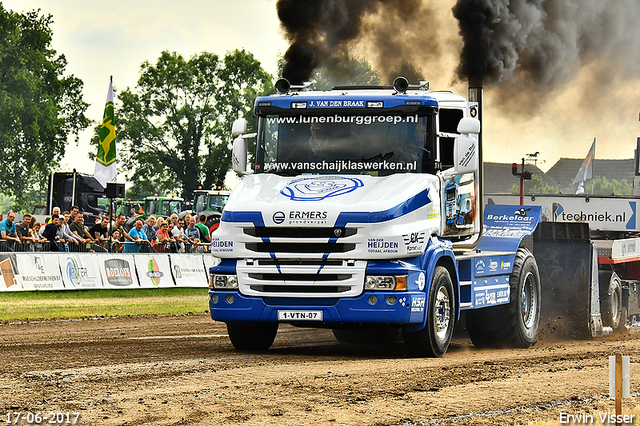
[181,188,230,229]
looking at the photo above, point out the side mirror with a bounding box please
[457,117,480,134]
[231,118,248,136]
[441,118,480,179]
[232,135,248,175]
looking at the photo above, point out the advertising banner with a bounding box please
[134,254,175,288]
[58,253,104,290]
[0,254,21,291]
[16,253,65,291]
[99,255,140,289]
[477,204,542,253]
[169,254,208,288]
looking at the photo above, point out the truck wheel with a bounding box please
[467,247,540,348]
[332,327,399,345]
[402,266,455,357]
[599,271,623,330]
[226,322,278,351]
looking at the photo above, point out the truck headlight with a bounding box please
[210,274,238,289]
[364,275,407,291]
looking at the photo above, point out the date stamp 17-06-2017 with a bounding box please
[3,412,81,425]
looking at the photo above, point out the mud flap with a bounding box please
[533,222,603,338]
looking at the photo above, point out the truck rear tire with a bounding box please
[332,327,399,345]
[402,266,455,357]
[599,271,623,330]
[226,322,278,351]
[467,247,541,348]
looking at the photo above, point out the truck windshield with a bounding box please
[256,113,434,176]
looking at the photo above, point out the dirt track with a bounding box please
[1,313,640,425]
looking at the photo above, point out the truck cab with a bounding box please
[209,79,540,357]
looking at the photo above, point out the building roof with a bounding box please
[484,162,559,194]
[545,158,635,190]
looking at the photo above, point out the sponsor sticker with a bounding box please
[411,295,426,313]
[367,238,399,254]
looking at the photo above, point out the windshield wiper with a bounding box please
[361,151,395,162]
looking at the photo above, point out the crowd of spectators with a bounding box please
[0,207,214,253]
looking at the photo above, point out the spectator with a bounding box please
[70,205,80,222]
[16,213,34,249]
[196,214,211,243]
[0,211,22,249]
[60,211,83,249]
[155,221,174,252]
[185,216,201,251]
[69,212,91,248]
[110,213,132,243]
[42,214,62,251]
[154,217,164,233]
[46,207,61,224]
[89,216,111,248]
[31,221,47,250]
[169,213,179,229]
[125,219,148,253]
[109,230,123,253]
[142,216,158,248]
[170,218,186,253]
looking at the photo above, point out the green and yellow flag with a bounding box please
[94,76,117,188]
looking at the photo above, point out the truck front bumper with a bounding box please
[208,290,426,324]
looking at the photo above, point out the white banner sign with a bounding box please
[16,253,65,291]
[134,254,175,288]
[169,254,208,288]
[58,253,104,290]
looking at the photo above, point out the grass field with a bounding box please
[0,288,210,321]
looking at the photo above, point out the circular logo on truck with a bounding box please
[273,211,285,224]
[280,176,364,201]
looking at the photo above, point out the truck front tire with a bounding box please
[467,247,541,348]
[226,322,279,351]
[403,266,455,357]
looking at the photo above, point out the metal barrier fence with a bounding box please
[0,239,210,254]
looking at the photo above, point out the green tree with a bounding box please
[0,193,16,215]
[108,49,272,199]
[509,174,559,194]
[0,5,90,210]
[589,176,633,195]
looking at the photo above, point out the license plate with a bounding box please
[277,310,323,321]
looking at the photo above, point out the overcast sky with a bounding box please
[2,0,288,178]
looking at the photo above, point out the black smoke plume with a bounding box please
[278,0,640,109]
[277,0,379,84]
[276,0,437,85]
[453,0,640,90]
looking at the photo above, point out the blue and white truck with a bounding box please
[208,78,599,357]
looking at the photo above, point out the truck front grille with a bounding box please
[244,227,357,239]
[246,242,356,253]
[237,258,366,298]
